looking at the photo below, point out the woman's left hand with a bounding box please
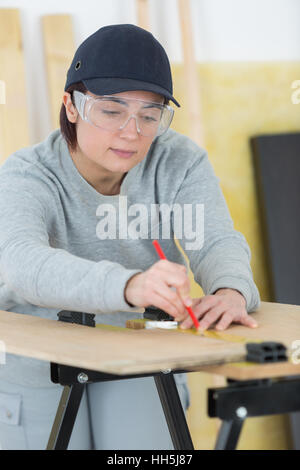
[178,288,258,331]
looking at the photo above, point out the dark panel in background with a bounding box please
[250,132,300,305]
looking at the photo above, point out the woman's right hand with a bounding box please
[124,260,193,320]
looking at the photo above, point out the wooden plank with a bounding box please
[197,360,300,381]
[213,300,300,347]
[177,0,204,146]
[197,301,300,379]
[41,14,75,129]
[0,309,246,375]
[0,301,300,377]
[136,0,150,31]
[0,9,29,163]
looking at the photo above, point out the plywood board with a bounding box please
[42,14,75,129]
[136,0,149,31]
[177,0,203,146]
[195,301,300,379]
[208,300,300,347]
[0,301,299,377]
[198,360,300,381]
[0,308,246,375]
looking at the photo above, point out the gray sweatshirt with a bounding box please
[0,128,260,387]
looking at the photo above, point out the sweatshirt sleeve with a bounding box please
[0,175,143,315]
[172,150,261,313]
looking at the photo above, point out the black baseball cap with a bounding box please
[64,24,180,107]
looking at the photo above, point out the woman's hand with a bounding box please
[179,288,258,331]
[124,260,193,318]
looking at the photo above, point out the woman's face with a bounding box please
[63,89,164,187]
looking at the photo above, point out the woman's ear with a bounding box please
[63,92,78,123]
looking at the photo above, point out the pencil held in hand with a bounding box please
[152,240,200,331]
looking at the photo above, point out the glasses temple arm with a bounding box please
[73,91,86,120]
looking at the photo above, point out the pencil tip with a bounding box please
[197,327,205,335]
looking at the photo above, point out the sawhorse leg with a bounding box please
[47,384,85,450]
[154,372,194,450]
[47,371,194,450]
[214,418,244,450]
[209,377,300,450]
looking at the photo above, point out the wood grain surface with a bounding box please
[0,308,245,374]
[0,301,299,378]
[0,9,29,162]
[42,14,75,129]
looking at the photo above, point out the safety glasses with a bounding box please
[73,90,174,137]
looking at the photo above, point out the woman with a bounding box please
[0,24,260,449]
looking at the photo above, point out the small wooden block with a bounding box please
[126,319,147,329]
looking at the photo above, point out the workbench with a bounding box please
[0,301,299,450]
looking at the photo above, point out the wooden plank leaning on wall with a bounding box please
[41,14,75,130]
[0,8,29,163]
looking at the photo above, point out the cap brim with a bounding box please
[82,77,180,107]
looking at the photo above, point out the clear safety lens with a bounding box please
[73,91,174,137]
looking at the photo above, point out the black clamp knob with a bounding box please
[57,310,95,327]
[143,307,173,321]
[246,342,287,363]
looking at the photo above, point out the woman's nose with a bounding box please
[119,115,140,138]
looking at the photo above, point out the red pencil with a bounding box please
[152,240,200,331]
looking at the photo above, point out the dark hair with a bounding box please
[60,82,88,152]
[60,82,170,151]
